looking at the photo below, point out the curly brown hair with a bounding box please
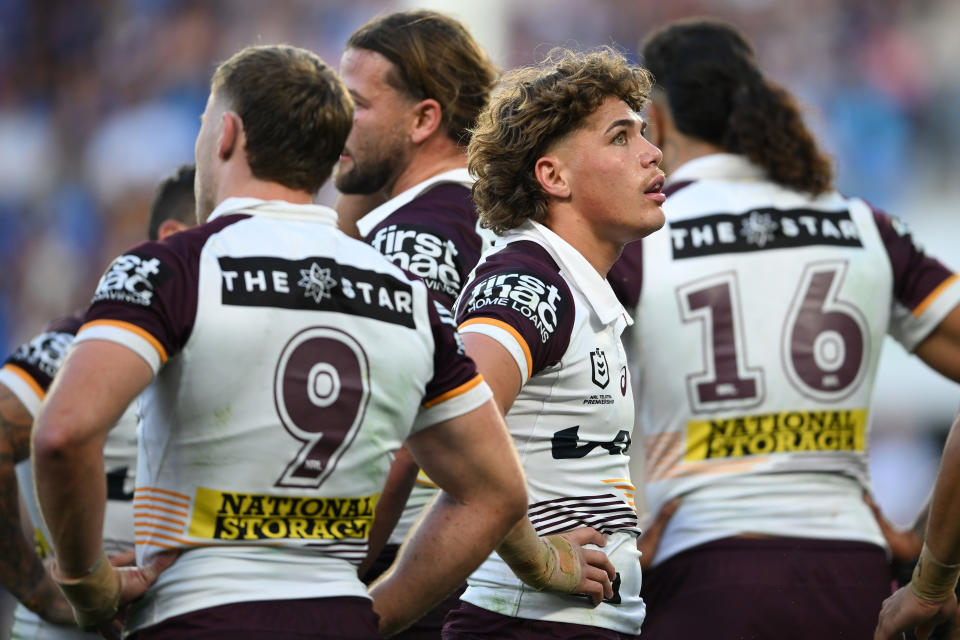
[468,47,653,234]
[642,18,832,195]
[212,45,353,193]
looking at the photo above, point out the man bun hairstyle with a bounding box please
[347,9,498,147]
[642,18,833,195]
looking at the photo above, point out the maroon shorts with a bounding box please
[442,601,641,640]
[127,596,380,639]
[365,543,465,640]
[640,536,892,640]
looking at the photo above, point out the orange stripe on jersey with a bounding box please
[133,495,189,509]
[914,273,960,317]
[135,522,184,534]
[423,374,485,409]
[2,364,45,400]
[80,320,168,363]
[133,503,188,518]
[458,318,533,380]
[134,487,190,501]
[134,513,186,526]
[602,479,633,484]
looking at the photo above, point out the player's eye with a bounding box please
[612,131,627,145]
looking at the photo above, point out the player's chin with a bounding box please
[635,200,666,236]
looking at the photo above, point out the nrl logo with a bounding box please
[590,348,609,389]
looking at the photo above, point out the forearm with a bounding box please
[0,460,50,605]
[33,438,107,577]
[359,446,419,578]
[924,412,960,563]
[369,490,517,636]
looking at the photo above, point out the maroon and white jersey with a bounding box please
[357,168,495,545]
[1,315,137,640]
[610,153,960,565]
[454,221,644,634]
[72,197,491,632]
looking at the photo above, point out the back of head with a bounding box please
[148,164,196,240]
[642,18,832,195]
[212,45,353,193]
[347,9,498,146]
[469,47,652,234]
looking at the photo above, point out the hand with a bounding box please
[544,527,617,606]
[57,550,178,636]
[865,492,923,565]
[22,573,76,626]
[93,550,179,640]
[874,585,957,640]
[637,499,679,571]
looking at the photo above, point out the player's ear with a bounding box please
[218,111,241,160]
[645,92,671,149]
[410,98,442,144]
[157,219,190,241]
[535,155,571,200]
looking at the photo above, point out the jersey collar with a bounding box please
[208,197,339,225]
[502,220,633,333]
[668,153,766,185]
[355,168,474,238]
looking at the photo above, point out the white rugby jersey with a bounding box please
[71,198,491,633]
[357,168,496,546]
[1,316,137,640]
[455,221,644,634]
[609,153,960,565]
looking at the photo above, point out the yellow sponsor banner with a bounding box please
[685,408,868,462]
[188,487,378,542]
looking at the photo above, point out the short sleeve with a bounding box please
[455,241,575,382]
[76,238,201,373]
[872,208,960,350]
[413,297,493,432]
[364,184,485,309]
[0,315,82,416]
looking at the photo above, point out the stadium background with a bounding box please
[1,0,958,632]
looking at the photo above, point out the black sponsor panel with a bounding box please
[218,256,416,328]
[670,208,863,259]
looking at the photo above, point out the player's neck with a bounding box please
[661,134,724,175]
[388,138,466,198]
[544,206,621,278]
[216,173,313,211]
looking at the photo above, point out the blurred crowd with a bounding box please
[1,0,960,634]
[2,0,960,355]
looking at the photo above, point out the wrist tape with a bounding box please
[509,536,579,593]
[911,543,960,603]
[53,552,120,630]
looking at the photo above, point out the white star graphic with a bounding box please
[298,262,338,303]
[740,211,779,247]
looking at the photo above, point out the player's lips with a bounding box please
[643,174,666,204]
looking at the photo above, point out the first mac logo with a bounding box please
[93,252,169,306]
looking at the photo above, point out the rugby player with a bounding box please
[0,164,195,640]
[445,47,666,639]
[331,13,498,637]
[608,18,960,638]
[31,45,526,639]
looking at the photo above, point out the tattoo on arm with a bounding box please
[0,383,49,604]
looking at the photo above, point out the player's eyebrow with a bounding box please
[604,118,639,134]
